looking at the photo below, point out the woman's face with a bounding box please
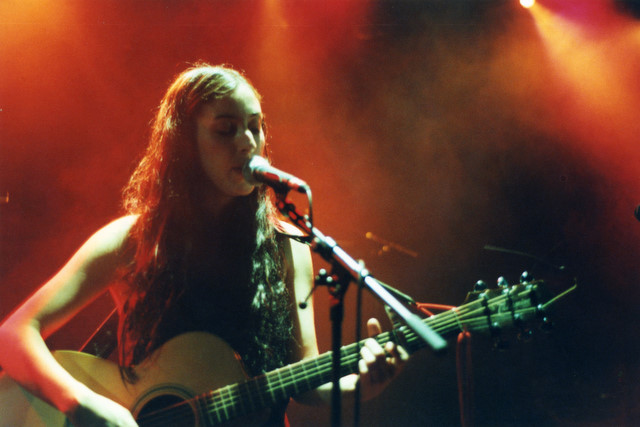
[195,83,265,209]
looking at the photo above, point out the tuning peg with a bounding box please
[474,280,487,291]
[520,271,533,283]
[497,276,508,288]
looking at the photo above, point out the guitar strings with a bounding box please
[135,341,367,426]
[136,285,538,426]
[138,311,530,426]
[139,288,536,426]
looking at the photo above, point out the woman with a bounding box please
[0,63,406,426]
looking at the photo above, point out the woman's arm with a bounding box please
[0,216,138,426]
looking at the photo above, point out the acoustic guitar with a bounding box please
[0,280,574,426]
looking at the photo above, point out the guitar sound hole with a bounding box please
[135,394,197,427]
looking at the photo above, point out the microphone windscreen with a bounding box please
[242,155,269,185]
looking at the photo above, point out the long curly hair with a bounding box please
[118,64,292,381]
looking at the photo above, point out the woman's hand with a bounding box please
[66,388,138,427]
[357,318,409,401]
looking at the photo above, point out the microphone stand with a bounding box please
[274,192,447,427]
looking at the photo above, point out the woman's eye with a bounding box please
[215,121,237,136]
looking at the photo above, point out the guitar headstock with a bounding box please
[384,273,576,355]
[458,272,576,346]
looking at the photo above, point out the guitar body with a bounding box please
[0,332,265,426]
[0,281,572,426]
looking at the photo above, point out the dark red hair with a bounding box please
[119,64,291,380]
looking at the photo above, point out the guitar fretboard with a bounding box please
[137,282,556,426]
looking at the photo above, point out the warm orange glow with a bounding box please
[252,0,373,180]
[520,0,535,9]
[0,0,75,40]
[528,1,640,171]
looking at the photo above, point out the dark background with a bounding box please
[1,0,639,425]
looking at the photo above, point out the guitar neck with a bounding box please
[196,307,471,423]
[0,281,570,427]
[198,338,373,424]
[193,282,553,425]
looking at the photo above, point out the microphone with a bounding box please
[242,155,309,194]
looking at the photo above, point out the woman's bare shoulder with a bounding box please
[71,215,139,302]
[87,215,139,255]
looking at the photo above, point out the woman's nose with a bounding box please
[237,128,258,153]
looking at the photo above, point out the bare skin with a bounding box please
[0,84,407,426]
